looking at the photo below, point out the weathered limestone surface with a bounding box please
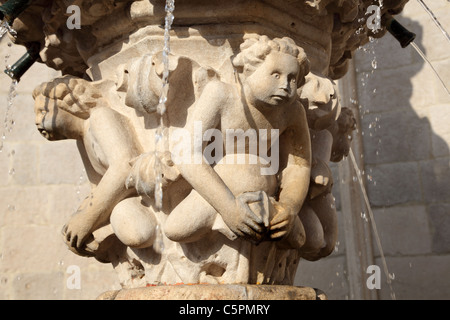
[96,284,326,300]
[0,0,414,299]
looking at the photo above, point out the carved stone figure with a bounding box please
[4,0,409,298]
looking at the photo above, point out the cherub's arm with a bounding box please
[270,103,311,239]
[176,81,265,240]
[63,107,143,254]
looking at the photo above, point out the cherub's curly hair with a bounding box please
[232,35,310,87]
[33,75,103,120]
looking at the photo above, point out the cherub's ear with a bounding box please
[297,58,311,88]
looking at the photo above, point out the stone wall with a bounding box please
[0,0,448,300]
[0,42,121,299]
[295,0,450,300]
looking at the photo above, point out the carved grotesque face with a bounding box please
[244,51,300,108]
[34,96,71,141]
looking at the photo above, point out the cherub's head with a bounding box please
[33,76,92,141]
[233,35,310,107]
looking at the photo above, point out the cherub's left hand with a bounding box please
[268,201,296,240]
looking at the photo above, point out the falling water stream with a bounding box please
[0,20,16,40]
[1,20,17,153]
[154,0,175,210]
[348,148,396,299]
[410,42,450,96]
[0,80,17,149]
[0,45,18,153]
[416,0,450,43]
[410,1,450,96]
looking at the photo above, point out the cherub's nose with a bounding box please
[279,76,290,92]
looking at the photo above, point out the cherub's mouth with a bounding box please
[271,94,289,102]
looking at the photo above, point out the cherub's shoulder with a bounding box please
[201,80,237,100]
[285,100,308,125]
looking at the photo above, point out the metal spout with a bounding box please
[383,15,416,48]
[4,42,40,82]
[0,0,32,24]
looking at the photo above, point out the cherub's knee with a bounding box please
[110,198,156,248]
[298,205,326,260]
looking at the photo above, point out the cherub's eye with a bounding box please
[272,73,280,79]
[291,78,296,83]
[41,110,47,115]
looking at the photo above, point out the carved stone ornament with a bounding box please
[5,0,408,297]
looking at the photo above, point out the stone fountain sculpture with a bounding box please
[3,0,409,299]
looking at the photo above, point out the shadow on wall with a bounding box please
[295,13,450,300]
[357,14,450,299]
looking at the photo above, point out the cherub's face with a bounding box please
[244,51,300,107]
[34,96,71,140]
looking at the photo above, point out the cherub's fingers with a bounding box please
[244,217,265,234]
[70,234,78,249]
[270,211,287,226]
[270,219,289,230]
[65,230,72,243]
[270,229,288,240]
[61,224,68,236]
[238,191,263,204]
[238,223,263,242]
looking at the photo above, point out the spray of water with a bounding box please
[348,148,396,300]
[409,42,450,96]
[154,0,175,210]
[0,79,18,153]
[0,20,17,40]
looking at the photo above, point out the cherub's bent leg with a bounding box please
[110,197,157,248]
[308,193,338,258]
[164,189,218,243]
[297,204,326,260]
[165,155,279,243]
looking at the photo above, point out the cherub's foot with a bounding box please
[212,216,238,241]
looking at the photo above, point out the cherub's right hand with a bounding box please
[62,211,96,257]
[221,192,267,243]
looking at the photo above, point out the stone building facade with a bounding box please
[295,0,450,300]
